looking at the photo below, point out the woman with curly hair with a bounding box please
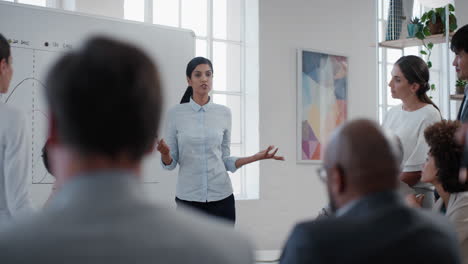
[408,120,468,263]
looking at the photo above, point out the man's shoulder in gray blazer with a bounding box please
[457,85,468,122]
[280,191,461,264]
[0,171,253,264]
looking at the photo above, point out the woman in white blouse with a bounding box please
[382,55,441,208]
[157,57,284,223]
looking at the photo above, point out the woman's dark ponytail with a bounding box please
[417,82,440,112]
[180,86,193,104]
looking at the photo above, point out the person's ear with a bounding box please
[187,76,192,86]
[145,139,157,154]
[329,165,346,195]
[410,83,420,94]
[47,113,59,147]
[0,58,7,75]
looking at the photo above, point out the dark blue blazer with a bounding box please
[458,93,468,122]
[280,191,461,264]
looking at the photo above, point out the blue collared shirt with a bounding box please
[161,98,239,202]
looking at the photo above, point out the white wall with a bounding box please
[236,0,377,250]
[455,0,468,28]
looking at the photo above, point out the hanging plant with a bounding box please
[415,4,457,92]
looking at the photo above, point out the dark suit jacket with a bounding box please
[457,87,468,122]
[280,191,461,264]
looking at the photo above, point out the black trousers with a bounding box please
[175,194,236,224]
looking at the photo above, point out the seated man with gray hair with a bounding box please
[281,119,461,264]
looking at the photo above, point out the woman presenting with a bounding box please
[157,57,284,223]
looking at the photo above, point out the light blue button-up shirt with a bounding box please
[161,98,239,202]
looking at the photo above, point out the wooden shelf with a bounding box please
[450,94,464,101]
[379,32,454,49]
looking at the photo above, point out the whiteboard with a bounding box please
[0,2,194,208]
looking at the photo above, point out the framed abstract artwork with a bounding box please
[297,49,348,163]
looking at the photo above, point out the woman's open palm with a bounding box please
[254,145,285,161]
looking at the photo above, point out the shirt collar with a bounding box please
[335,191,400,218]
[47,169,142,210]
[335,198,361,217]
[189,97,212,112]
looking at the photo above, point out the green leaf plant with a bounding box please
[415,4,457,92]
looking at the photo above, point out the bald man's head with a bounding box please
[324,119,399,209]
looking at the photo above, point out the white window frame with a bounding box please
[6,0,58,7]
[377,0,450,123]
[140,0,258,200]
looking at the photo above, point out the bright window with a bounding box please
[377,0,448,123]
[124,0,144,22]
[153,0,179,27]
[124,0,259,199]
[18,0,45,6]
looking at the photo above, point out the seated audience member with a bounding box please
[280,119,461,264]
[407,120,468,263]
[0,36,253,264]
[316,131,407,219]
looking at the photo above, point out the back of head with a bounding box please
[0,34,10,63]
[45,36,162,161]
[424,120,468,193]
[326,119,399,194]
[451,24,468,53]
[395,55,439,112]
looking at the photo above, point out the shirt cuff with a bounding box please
[161,158,177,170]
[224,156,239,173]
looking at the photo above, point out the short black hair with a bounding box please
[0,33,11,63]
[424,120,468,193]
[451,24,468,53]
[41,139,51,175]
[45,36,162,161]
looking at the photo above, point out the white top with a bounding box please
[383,104,441,173]
[0,103,34,226]
[433,192,468,264]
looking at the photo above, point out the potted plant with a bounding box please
[420,4,457,35]
[407,17,423,38]
[414,4,458,92]
[456,79,467,94]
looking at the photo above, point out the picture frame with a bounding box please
[297,49,348,163]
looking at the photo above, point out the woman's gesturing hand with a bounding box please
[254,145,285,161]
